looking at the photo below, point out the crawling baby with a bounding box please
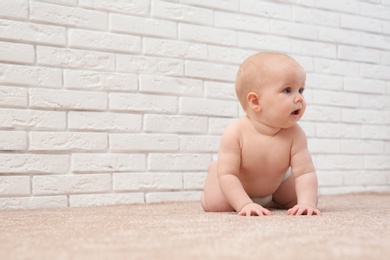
[201,52,320,216]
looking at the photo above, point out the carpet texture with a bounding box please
[1,193,389,260]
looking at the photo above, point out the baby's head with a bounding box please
[235,52,305,111]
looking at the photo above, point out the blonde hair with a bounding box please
[235,52,300,110]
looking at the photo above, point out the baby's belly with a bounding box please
[239,168,289,197]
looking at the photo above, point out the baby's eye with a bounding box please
[283,87,291,94]
[299,88,305,94]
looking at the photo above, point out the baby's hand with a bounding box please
[287,204,320,216]
[237,203,272,216]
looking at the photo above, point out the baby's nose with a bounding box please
[294,95,303,103]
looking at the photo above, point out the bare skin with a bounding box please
[201,52,320,216]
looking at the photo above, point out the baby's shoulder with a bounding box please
[282,124,308,143]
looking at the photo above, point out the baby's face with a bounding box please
[257,61,306,129]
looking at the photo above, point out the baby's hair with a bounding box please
[235,52,300,110]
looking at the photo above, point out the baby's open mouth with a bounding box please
[291,109,300,115]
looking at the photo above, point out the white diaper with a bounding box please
[252,167,292,207]
[252,196,273,207]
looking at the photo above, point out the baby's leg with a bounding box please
[271,173,297,209]
[201,161,234,212]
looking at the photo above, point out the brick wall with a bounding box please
[0,0,389,209]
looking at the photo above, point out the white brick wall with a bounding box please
[0,0,389,210]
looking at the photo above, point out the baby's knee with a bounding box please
[201,191,233,212]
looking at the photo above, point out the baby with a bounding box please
[201,52,320,216]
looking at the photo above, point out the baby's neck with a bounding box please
[245,115,283,137]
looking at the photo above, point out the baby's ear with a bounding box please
[247,92,261,112]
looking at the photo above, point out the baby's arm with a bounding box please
[288,126,320,216]
[217,124,271,216]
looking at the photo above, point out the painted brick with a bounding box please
[316,171,344,186]
[69,193,145,207]
[0,19,66,46]
[33,174,111,195]
[80,0,150,15]
[181,0,239,11]
[109,93,177,113]
[312,89,359,108]
[144,114,208,134]
[308,138,340,154]
[341,139,384,154]
[139,74,203,96]
[179,23,237,46]
[0,0,28,19]
[314,58,360,77]
[29,132,107,151]
[317,26,361,46]
[180,97,237,117]
[362,125,390,140]
[0,86,28,108]
[316,155,364,170]
[364,156,390,170]
[0,131,27,150]
[316,123,361,139]
[302,105,341,122]
[343,171,388,186]
[361,63,390,81]
[0,109,66,130]
[37,46,115,71]
[30,2,108,30]
[64,69,138,91]
[360,95,390,110]
[0,176,30,195]
[29,88,108,111]
[152,1,213,25]
[68,111,142,132]
[344,77,386,94]
[269,20,317,40]
[204,81,236,100]
[148,153,212,171]
[111,14,177,38]
[342,108,384,124]
[0,64,62,88]
[315,0,360,14]
[0,196,68,210]
[214,11,268,33]
[0,42,34,64]
[69,29,141,53]
[306,73,343,91]
[208,45,253,64]
[237,32,290,53]
[71,153,146,173]
[183,172,206,189]
[360,2,390,20]
[291,39,337,59]
[240,0,291,19]
[109,134,179,152]
[293,6,340,27]
[0,154,69,174]
[338,45,381,63]
[362,33,390,50]
[117,54,183,76]
[143,37,207,60]
[113,172,182,191]
[185,60,237,81]
[341,13,382,33]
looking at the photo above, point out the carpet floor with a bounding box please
[1,193,389,260]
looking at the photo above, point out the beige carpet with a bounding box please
[1,193,390,260]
